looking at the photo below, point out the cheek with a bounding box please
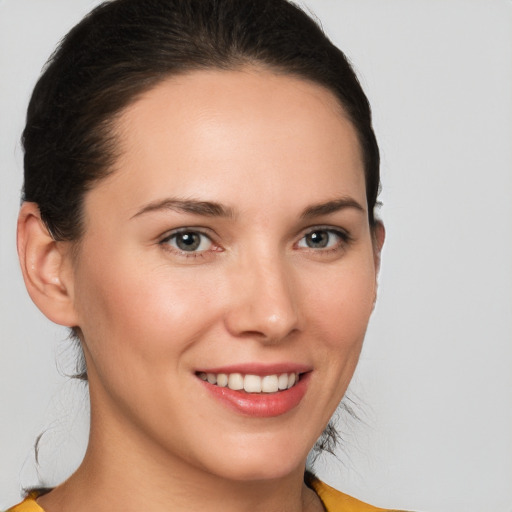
[303,251,377,405]
[306,258,376,347]
[72,248,224,376]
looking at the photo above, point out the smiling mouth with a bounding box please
[197,372,300,393]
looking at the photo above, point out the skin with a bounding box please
[18,68,384,512]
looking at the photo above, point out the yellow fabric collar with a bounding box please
[7,480,404,512]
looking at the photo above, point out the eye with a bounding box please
[161,230,213,253]
[297,228,347,250]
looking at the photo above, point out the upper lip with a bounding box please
[195,363,312,376]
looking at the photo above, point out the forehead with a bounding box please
[90,68,366,218]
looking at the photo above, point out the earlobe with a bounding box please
[17,202,78,327]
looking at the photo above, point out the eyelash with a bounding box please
[296,226,353,254]
[159,229,219,259]
[158,226,353,259]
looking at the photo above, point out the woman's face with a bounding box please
[69,68,381,482]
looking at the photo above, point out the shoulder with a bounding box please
[5,492,45,512]
[309,476,410,512]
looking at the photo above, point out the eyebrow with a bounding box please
[300,197,365,219]
[131,198,235,219]
[131,196,364,221]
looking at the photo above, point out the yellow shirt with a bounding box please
[6,492,43,512]
[6,479,407,512]
[311,478,406,511]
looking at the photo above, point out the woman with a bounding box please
[7,0,399,510]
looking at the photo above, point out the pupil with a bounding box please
[307,231,328,248]
[177,232,200,251]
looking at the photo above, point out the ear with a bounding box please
[17,202,79,327]
[372,220,385,273]
[371,221,385,308]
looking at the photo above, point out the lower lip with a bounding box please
[200,373,310,418]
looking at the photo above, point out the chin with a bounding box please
[216,460,305,483]
[196,437,310,483]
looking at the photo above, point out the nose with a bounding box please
[224,253,301,343]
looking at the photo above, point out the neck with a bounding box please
[37,395,323,512]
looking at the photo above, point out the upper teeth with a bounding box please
[198,372,299,393]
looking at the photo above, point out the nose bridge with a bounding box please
[225,243,300,341]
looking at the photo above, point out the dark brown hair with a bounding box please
[23,0,380,242]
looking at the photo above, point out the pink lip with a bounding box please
[197,368,311,418]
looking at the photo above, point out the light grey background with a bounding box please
[1,1,511,511]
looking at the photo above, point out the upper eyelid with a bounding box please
[159,226,217,242]
[159,229,218,257]
[298,224,352,239]
[157,224,352,245]
[292,226,352,253]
